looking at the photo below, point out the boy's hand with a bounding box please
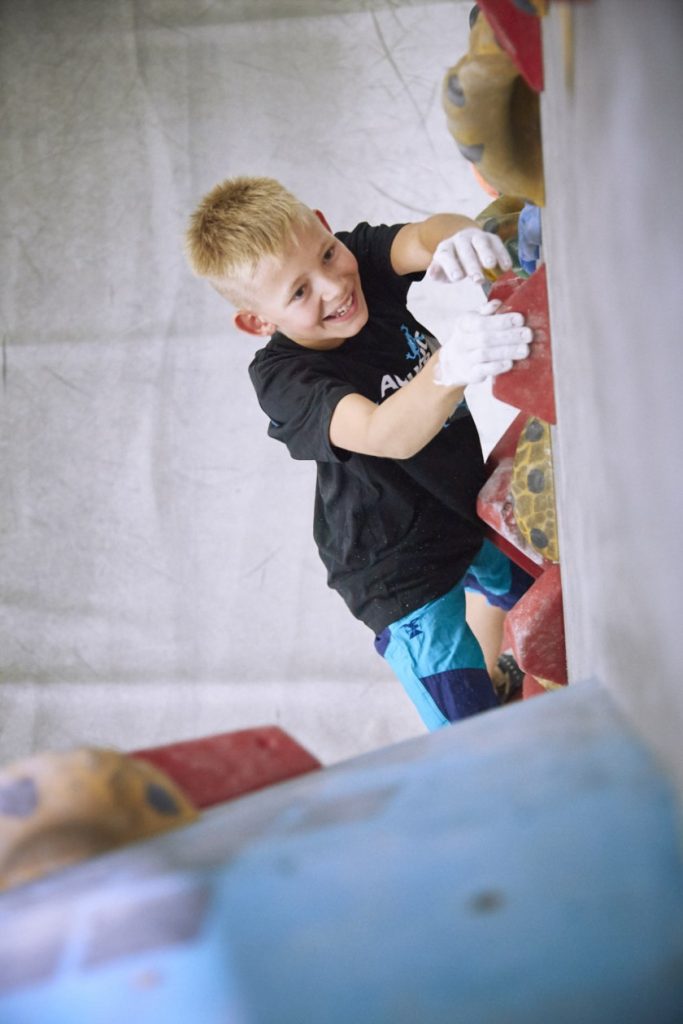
[427,227,512,285]
[435,300,532,386]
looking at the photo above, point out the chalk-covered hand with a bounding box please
[435,300,532,386]
[427,227,512,284]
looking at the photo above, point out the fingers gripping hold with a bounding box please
[467,359,514,385]
[428,241,467,283]
[427,228,513,284]
[471,230,510,275]
[435,306,533,387]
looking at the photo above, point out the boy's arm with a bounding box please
[329,216,527,460]
[391,213,511,282]
[329,354,463,461]
[390,214,477,274]
[329,303,531,460]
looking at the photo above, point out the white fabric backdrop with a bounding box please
[0,0,515,763]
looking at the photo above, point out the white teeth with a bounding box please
[324,294,354,321]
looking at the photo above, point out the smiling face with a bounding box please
[234,213,369,350]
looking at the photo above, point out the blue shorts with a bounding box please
[374,540,533,731]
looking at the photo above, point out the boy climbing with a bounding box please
[185,176,533,729]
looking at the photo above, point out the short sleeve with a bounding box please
[337,222,424,309]
[249,345,356,462]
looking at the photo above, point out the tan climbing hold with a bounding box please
[511,416,559,563]
[0,747,198,891]
[442,9,545,205]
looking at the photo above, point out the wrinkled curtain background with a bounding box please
[1,0,513,763]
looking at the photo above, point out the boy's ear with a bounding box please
[314,209,331,232]
[234,310,277,337]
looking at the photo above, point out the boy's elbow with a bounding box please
[391,441,424,460]
[371,435,424,460]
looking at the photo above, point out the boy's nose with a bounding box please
[319,273,344,303]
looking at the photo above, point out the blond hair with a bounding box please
[185,176,316,306]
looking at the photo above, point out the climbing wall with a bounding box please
[442,1,567,699]
[1,686,683,1022]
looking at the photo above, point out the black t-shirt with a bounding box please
[248,221,486,633]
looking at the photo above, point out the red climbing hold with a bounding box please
[502,563,568,687]
[476,0,545,93]
[133,727,321,809]
[490,265,557,424]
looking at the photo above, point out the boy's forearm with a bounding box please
[330,353,464,460]
[391,213,479,275]
[416,213,478,260]
[371,353,464,458]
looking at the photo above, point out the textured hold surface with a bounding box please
[457,141,485,163]
[133,727,322,809]
[477,455,544,577]
[0,748,197,891]
[503,563,567,685]
[511,415,559,563]
[491,265,557,424]
[477,0,546,91]
[446,73,466,106]
[442,5,545,204]
[476,194,527,264]
[523,672,563,698]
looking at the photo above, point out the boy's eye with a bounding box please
[323,245,335,262]
[292,285,306,301]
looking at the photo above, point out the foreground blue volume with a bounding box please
[1,682,682,1023]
